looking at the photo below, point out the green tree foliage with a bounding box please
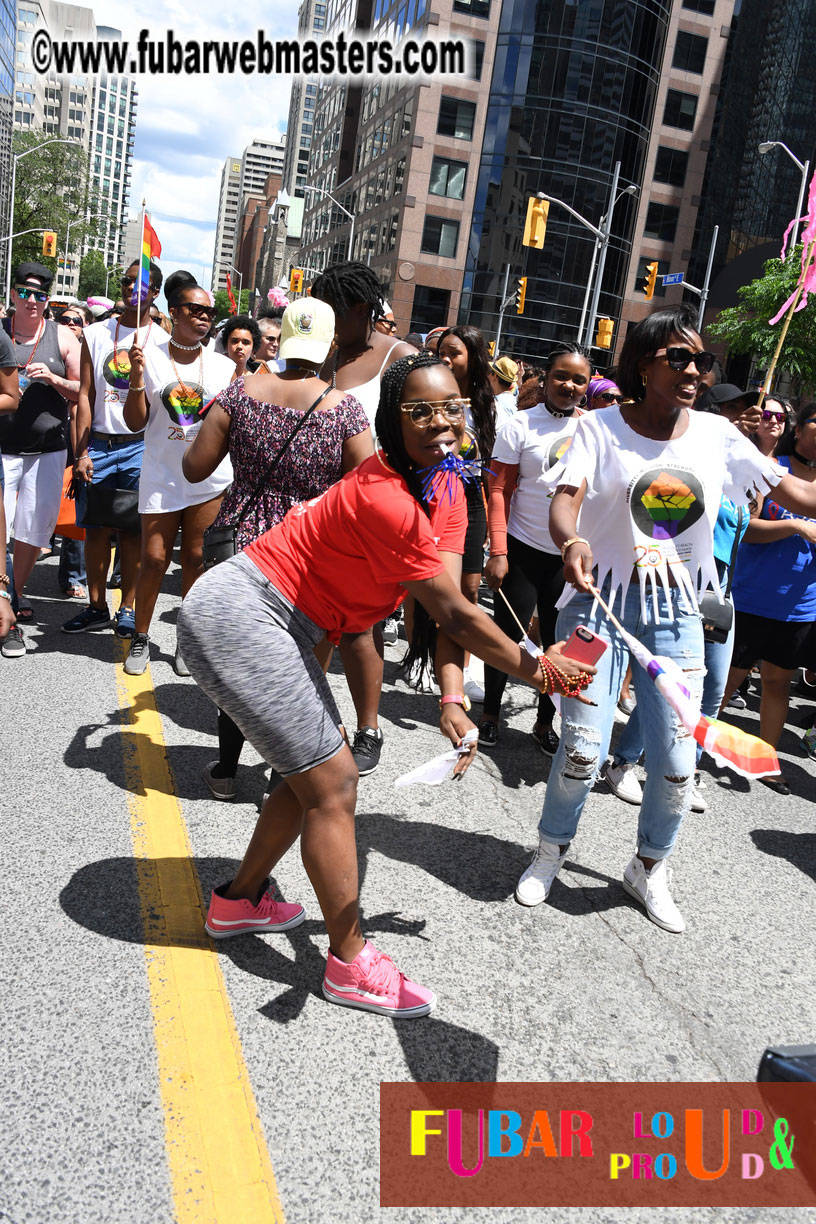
[708,244,816,392]
[76,249,111,300]
[11,130,88,273]
[213,287,250,321]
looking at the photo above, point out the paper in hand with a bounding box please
[394,728,479,787]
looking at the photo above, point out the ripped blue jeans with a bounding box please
[539,579,705,860]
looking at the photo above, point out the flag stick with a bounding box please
[496,586,530,640]
[137,199,146,335]
[758,237,816,409]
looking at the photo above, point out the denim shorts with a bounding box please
[76,436,144,528]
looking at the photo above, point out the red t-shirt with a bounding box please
[245,453,467,638]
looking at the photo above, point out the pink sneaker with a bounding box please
[204,883,305,939]
[322,941,436,1018]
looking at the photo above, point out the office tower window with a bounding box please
[437,95,476,140]
[421,216,460,257]
[673,31,707,73]
[644,203,680,242]
[654,145,689,187]
[429,156,467,199]
[663,88,698,131]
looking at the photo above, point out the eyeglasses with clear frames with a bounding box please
[400,397,470,426]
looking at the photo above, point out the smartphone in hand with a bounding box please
[562,625,607,666]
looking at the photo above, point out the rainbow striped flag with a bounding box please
[131,210,162,308]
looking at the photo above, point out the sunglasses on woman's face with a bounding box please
[597,392,621,403]
[180,302,217,320]
[400,398,469,426]
[654,347,716,374]
[761,410,786,423]
[61,315,84,327]
[15,286,48,302]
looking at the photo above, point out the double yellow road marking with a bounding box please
[115,654,285,1223]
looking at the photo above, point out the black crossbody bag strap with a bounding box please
[234,384,332,530]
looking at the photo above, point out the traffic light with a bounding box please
[42,231,57,258]
[487,340,495,357]
[642,261,659,300]
[595,318,614,349]
[289,268,304,293]
[522,197,549,249]
[516,277,527,315]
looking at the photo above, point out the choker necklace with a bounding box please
[544,402,575,419]
[169,336,202,352]
[793,448,816,469]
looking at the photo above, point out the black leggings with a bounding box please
[218,708,246,775]
[483,534,565,725]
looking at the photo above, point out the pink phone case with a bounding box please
[562,626,607,666]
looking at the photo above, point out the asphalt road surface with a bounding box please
[3,553,814,1224]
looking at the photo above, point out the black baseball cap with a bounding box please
[15,261,53,291]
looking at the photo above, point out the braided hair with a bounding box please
[374,350,450,687]
[311,260,386,320]
[542,341,591,371]
[438,325,496,457]
[375,350,441,518]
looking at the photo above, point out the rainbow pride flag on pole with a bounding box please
[132,204,162,320]
[591,585,780,780]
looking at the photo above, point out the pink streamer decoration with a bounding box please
[770,166,816,325]
[266,287,289,307]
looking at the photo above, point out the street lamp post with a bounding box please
[221,263,243,307]
[535,162,637,350]
[5,137,82,306]
[304,183,355,263]
[61,210,109,295]
[577,181,638,343]
[758,141,811,248]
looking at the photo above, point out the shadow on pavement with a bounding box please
[750,829,816,885]
[59,854,501,1078]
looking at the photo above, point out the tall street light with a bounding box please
[304,183,355,262]
[577,182,638,344]
[5,137,82,305]
[758,140,811,248]
[61,210,110,295]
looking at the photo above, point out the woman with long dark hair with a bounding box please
[438,324,497,700]
[480,343,591,751]
[177,351,593,1017]
[516,306,816,931]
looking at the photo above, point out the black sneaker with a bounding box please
[351,726,384,776]
[532,726,560,756]
[477,719,498,747]
[62,604,111,634]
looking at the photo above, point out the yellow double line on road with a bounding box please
[115,652,285,1223]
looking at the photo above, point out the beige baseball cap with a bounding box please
[279,297,336,363]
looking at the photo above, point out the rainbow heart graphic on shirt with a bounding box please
[160,379,205,427]
[629,467,705,541]
[102,347,132,390]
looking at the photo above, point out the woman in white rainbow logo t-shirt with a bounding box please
[515,305,816,934]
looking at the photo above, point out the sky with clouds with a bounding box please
[90,0,300,288]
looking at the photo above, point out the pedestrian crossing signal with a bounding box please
[595,318,614,349]
[516,277,527,315]
[642,261,659,300]
[522,197,549,249]
[42,231,57,258]
[290,268,304,293]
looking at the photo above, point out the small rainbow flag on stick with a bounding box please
[590,585,780,780]
[132,204,162,324]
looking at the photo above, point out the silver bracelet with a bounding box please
[0,590,12,603]
[129,383,145,392]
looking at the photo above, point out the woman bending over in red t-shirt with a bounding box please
[177,352,594,1019]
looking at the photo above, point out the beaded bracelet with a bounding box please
[0,573,9,587]
[538,653,592,699]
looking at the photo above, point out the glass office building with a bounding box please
[462,0,671,362]
[689,0,816,291]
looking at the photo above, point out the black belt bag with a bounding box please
[202,385,331,570]
[700,508,743,644]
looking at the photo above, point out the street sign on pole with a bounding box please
[662,272,684,286]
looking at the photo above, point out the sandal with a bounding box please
[16,599,34,622]
[478,718,498,748]
[63,584,86,600]
[761,775,791,796]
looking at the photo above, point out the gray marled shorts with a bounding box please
[177,552,344,777]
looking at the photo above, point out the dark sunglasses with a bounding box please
[654,347,716,374]
[15,286,48,302]
[761,410,786,423]
[120,275,137,286]
[180,302,217,321]
[60,315,84,327]
[597,392,621,403]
